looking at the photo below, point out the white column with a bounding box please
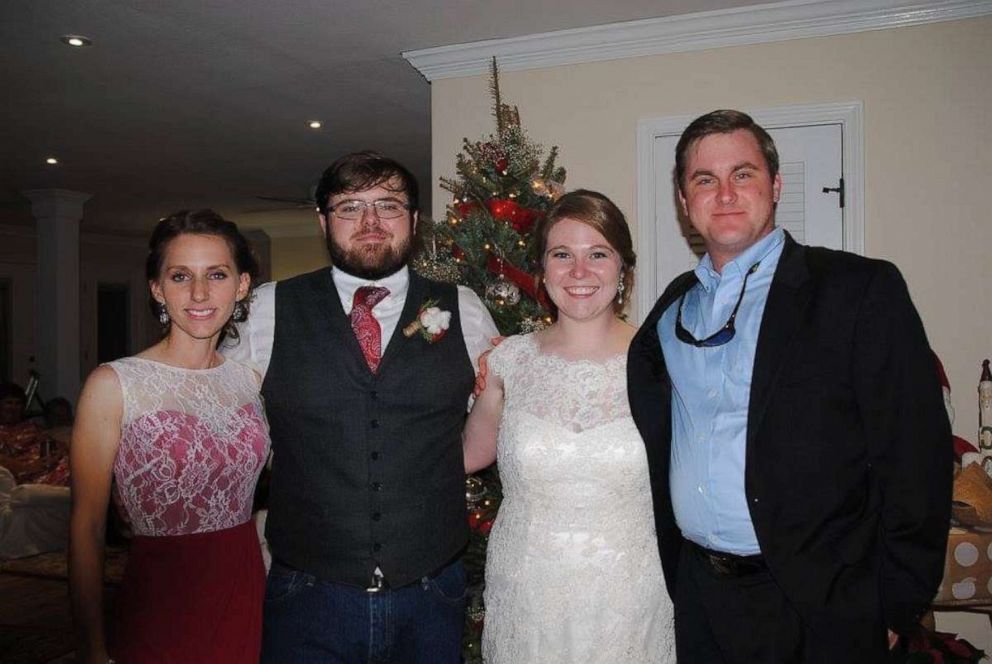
[22,189,90,404]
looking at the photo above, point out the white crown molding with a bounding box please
[403,0,992,81]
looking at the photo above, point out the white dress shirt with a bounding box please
[223,266,498,381]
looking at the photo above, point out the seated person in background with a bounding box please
[44,397,74,432]
[0,382,62,484]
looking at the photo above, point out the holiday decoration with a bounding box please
[485,198,541,234]
[410,57,567,663]
[934,353,980,466]
[485,278,521,307]
[462,466,502,662]
[907,629,985,663]
[418,56,566,337]
[980,359,992,475]
[410,224,462,284]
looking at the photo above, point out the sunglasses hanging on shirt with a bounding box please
[674,262,760,348]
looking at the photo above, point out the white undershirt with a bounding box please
[222,266,498,380]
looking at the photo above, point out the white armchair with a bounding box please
[0,465,71,559]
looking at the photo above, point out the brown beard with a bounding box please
[325,232,413,280]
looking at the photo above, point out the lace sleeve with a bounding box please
[487,334,525,381]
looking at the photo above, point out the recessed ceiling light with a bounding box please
[308,120,322,129]
[60,34,93,47]
[45,157,59,165]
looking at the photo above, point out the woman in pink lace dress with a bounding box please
[70,210,269,664]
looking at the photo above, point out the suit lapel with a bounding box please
[747,234,812,448]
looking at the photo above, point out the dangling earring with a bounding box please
[616,272,626,304]
[157,302,170,325]
[232,299,248,322]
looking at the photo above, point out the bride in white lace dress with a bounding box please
[464,190,675,664]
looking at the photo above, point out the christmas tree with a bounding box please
[411,58,566,663]
[413,57,566,336]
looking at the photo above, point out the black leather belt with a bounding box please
[687,540,767,577]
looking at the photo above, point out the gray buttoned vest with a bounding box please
[261,268,473,587]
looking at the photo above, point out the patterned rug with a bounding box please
[1,546,128,584]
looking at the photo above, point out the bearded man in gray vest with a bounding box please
[224,151,497,663]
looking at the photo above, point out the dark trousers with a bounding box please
[675,542,900,664]
[260,559,467,664]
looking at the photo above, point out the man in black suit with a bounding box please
[628,109,951,662]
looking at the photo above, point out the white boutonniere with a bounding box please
[403,299,451,343]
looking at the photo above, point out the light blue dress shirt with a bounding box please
[658,228,786,555]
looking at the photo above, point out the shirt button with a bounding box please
[697,486,704,494]
[370,390,378,400]
[370,419,379,428]
[372,512,382,521]
[372,543,381,552]
[370,451,380,461]
[370,482,382,491]
[707,389,718,399]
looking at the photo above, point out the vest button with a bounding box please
[370,390,378,400]
[370,419,379,428]
[371,451,380,460]
[372,512,382,521]
[373,543,381,552]
[371,482,382,491]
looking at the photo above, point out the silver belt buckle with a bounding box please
[366,569,385,593]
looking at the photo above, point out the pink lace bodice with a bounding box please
[108,356,269,537]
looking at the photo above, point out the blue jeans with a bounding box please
[260,559,467,664]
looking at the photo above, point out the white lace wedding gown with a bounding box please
[482,334,675,664]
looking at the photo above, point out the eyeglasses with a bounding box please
[675,261,760,348]
[328,199,412,221]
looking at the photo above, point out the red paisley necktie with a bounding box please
[350,286,390,373]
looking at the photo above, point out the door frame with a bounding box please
[634,101,864,322]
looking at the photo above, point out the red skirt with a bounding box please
[110,520,264,663]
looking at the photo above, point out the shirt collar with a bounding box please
[695,227,785,292]
[332,265,410,306]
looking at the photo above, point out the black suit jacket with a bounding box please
[628,234,951,648]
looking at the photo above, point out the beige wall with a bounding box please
[431,16,992,442]
[270,231,330,281]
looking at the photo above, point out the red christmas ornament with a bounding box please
[486,198,540,234]
[455,201,480,218]
[495,157,509,173]
[478,518,494,536]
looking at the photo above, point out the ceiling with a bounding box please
[0,0,768,236]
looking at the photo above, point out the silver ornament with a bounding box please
[485,279,521,306]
